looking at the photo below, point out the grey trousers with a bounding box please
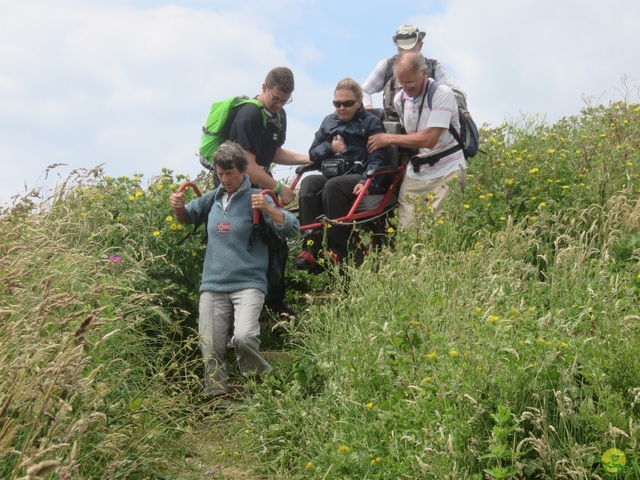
[199,289,272,397]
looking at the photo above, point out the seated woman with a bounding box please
[295,78,387,269]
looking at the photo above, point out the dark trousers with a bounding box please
[298,174,361,259]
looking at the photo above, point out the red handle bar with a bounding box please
[253,189,282,225]
[175,182,202,215]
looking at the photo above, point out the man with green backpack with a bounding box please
[199,67,310,317]
[199,67,311,205]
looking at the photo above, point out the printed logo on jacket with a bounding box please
[216,222,231,232]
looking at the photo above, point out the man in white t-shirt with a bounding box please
[366,52,467,227]
[361,24,464,121]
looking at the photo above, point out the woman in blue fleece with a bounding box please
[170,141,299,399]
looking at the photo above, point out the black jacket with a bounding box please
[309,106,387,183]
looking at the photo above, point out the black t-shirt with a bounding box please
[229,102,287,171]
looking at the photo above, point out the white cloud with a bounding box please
[0,1,318,204]
[420,0,640,125]
[1,0,639,205]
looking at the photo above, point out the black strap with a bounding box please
[410,143,463,172]
[409,81,465,172]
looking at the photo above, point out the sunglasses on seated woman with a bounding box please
[333,100,357,108]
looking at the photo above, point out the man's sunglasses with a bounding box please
[333,100,357,108]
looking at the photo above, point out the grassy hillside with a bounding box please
[1,99,639,479]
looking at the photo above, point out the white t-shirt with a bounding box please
[394,79,466,180]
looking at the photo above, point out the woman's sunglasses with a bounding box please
[333,100,357,108]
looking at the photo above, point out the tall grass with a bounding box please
[242,100,640,478]
[1,96,639,479]
[0,168,213,478]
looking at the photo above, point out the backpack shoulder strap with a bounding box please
[425,57,438,79]
[384,55,397,85]
[241,97,281,129]
[426,81,463,147]
[426,80,441,110]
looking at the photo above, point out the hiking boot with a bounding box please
[295,250,317,270]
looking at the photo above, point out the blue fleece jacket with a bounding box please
[183,175,299,294]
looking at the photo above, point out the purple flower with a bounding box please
[109,255,122,264]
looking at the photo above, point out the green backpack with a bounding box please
[198,96,274,170]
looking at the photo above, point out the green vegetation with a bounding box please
[1,98,639,479]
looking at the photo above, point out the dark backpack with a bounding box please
[382,54,438,120]
[405,80,481,172]
[427,81,480,160]
[198,96,281,171]
[252,213,289,288]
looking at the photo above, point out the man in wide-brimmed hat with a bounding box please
[361,24,464,121]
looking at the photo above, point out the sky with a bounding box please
[1,0,639,205]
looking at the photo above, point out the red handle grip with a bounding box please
[253,189,281,225]
[175,182,202,215]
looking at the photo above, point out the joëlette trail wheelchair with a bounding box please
[286,111,409,268]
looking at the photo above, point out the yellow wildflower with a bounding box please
[166,216,173,222]
[529,167,539,174]
[449,350,458,356]
[135,191,143,197]
[427,351,437,359]
[157,184,163,191]
[153,231,160,236]
[306,462,313,470]
[339,445,350,452]
[365,402,373,409]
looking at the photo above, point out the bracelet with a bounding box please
[274,181,283,195]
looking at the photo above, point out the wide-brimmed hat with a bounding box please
[392,24,426,50]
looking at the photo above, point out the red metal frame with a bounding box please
[289,164,405,232]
